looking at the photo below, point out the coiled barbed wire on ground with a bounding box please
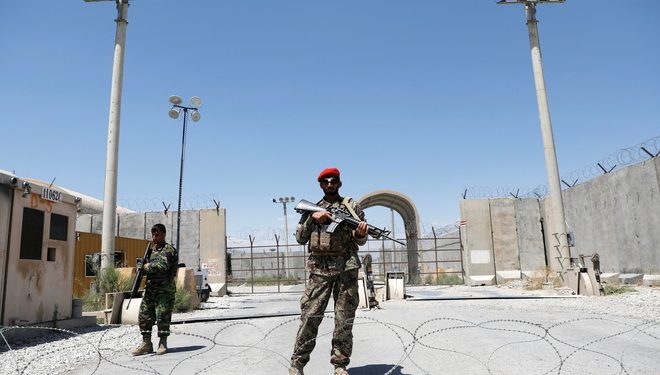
[464,134,660,199]
[1,314,658,374]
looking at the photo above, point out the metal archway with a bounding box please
[358,190,421,281]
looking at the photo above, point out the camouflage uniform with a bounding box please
[138,242,178,340]
[290,196,367,369]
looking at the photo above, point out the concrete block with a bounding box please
[121,297,140,325]
[599,273,620,284]
[374,285,386,302]
[496,270,521,282]
[643,274,660,287]
[0,317,98,344]
[469,275,495,286]
[357,276,368,309]
[54,316,98,330]
[619,273,643,284]
[386,272,406,300]
[210,283,227,297]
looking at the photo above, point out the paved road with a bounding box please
[67,286,659,375]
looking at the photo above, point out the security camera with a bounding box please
[9,177,17,186]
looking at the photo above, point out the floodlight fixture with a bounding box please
[191,111,201,122]
[169,95,183,105]
[190,96,202,108]
[168,108,180,119]
[83,0,129,3]
[497,0,564,4]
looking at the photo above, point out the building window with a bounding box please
[50,213,68,241]
[47,247,56,262]
[85,254,100,277]
[85,252,126,277]
[114,251,126,267]
[20,208,44,260]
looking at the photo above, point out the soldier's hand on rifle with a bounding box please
[355,221,368,237]
[143,263,151,272]
[311,211,333,224]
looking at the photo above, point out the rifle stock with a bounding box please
[295,199,406,246]
[126,242,152,310]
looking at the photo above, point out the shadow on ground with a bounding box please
[349,364,408,375]
[168,345,206,353]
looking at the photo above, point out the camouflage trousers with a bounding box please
[138,283,175,339]
[291,269,359,368]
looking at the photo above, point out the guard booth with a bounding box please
[0,171,78,325]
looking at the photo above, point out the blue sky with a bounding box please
[1,1,658,245]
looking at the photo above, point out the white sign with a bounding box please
[41,187,62,203]
[471,250,491,264]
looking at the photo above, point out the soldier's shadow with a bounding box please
[349,364,408,375]
[167,345,205,353]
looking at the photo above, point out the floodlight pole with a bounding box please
[273,197,294,278]
[170,103,200,254]
[499,0,571,281]
[94,0,129,272]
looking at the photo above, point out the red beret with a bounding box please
[317,167,340,182]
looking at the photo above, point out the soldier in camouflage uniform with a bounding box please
[290,168,368,375]
[131,223,178,356]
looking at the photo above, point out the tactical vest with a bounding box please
[308,197,360,256]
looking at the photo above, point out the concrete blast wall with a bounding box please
[562,158,660,275]
[462,157,660,284]
[76,208,227,284]
[460,200,495,285]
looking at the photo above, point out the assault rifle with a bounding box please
[295,199,405,246]
[126,242,152,310]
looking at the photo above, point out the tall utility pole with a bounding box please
[85,0,130,272]
[498,0,571,280]
[273,197,295,278]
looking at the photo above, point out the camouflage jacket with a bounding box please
[295,196,368,276]
[145,242,178,286]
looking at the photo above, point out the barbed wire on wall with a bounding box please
[425,222,460,237]
[117,194,220,212]
[463,134,660,199]
[462,185,549,200]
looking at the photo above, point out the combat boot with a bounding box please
[155,337,168,355]
[333,366,349,375]
[131,338,153,356]
[288,365,304,375]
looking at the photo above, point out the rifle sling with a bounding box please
[341,197,360,221]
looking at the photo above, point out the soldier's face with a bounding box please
[151,229,165,244]
[320,177,341,195]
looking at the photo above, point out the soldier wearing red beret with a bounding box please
[289,168,368,375]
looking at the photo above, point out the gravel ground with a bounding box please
[1,285,658,375]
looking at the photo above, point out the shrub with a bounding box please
[603,284,635,295]
[82,266,134,312]
[424,273,463,285]
[174,287,194,313]
[524,267,561,290]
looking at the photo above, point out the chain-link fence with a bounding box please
[226,232,464,293]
